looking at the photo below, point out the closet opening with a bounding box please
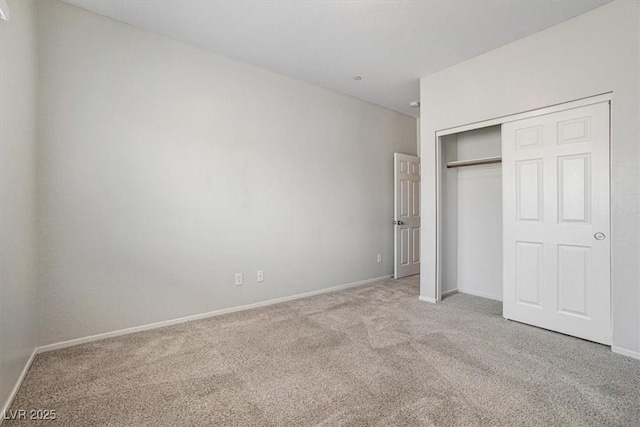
[437,125,503,303]
[432,94,612,345]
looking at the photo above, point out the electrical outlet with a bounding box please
[377,253,382,263]
[235,273,243,286]
[257,270,264,282]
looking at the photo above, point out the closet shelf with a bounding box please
[446,156,502,169]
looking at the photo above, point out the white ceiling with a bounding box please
[62,0,611,117]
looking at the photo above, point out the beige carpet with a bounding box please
[7,276,640,426]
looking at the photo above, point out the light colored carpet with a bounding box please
[7,276,640,426]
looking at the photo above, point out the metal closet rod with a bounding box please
[446,156,502,169]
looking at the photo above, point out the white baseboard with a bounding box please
[38,275,392,354]
[1,348,37,426]
[418,295,437,303]
[441,288,458,297]
[457,288,503,302]
[612,346,640,360]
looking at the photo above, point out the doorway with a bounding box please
[435,96,611,345]
[394,153,420,279]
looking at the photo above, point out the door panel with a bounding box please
[515,241,543,307]
[395,153,420,278]
[557,244,590,317]
[503,101,610,345]
[516,159,543,222]
[412,181,420,216]
[412,228,420,263]
[400,228,409,266]
[400,180,409,217]
[558,154,590,223]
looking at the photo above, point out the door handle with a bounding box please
[394,220,405,225]
[594,232,606,240]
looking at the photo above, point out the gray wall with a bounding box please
[420,0,640,355]
[0,0,39,412]
[36,0,417,345]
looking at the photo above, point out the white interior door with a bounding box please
[502,101,611,345]
[394,153,420,278]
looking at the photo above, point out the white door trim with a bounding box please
[434,93,612,302]
[435,92,612,137]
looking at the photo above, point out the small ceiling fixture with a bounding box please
[353,76,362,81]
[410,101,420,109]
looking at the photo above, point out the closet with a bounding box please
[436,97,612,345]
[440,125,503,301]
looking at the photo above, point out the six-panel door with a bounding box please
[394,153,420,278]
[502,102,611,345]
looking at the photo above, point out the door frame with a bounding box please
[434,92,612,302]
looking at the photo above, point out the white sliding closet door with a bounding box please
[502,102,611,345]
